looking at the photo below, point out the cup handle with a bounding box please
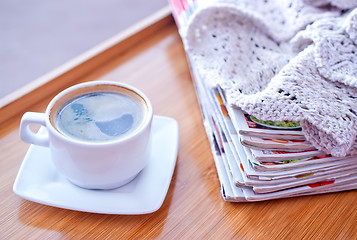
[20,112,50,147]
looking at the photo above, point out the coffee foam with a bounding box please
[49,83,150,142]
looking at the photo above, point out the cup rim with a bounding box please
[45,80,153,146]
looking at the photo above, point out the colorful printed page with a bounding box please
[250,148,326,161]
[241,164,357,188]
[240,135,315,151]
[241,147,353,179]
[250,154,355,171]
[253,168,357,194]
[229,108,305,140]
[242,174,357,201]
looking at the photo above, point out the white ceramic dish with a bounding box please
[13,116,179,214]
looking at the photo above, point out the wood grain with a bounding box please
[1,11,357,240]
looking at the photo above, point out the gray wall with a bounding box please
[0,0,168,98]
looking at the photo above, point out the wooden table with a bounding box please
[1,7,357,239]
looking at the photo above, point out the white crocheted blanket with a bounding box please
[184,0,357,157]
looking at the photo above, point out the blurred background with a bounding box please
[0,0,168,98]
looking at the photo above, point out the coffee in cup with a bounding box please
[51,85,149,143]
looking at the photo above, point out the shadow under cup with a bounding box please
[46,82,153,189]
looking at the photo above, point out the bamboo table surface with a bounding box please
[1,8,357,239]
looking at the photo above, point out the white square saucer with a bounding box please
[13,116,179,214]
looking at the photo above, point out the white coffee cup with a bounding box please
[19,81,153,189]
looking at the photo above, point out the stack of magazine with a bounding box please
[169,0,357,201]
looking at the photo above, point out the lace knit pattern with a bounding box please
[185,1,357,157]
[303,0,357,9]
